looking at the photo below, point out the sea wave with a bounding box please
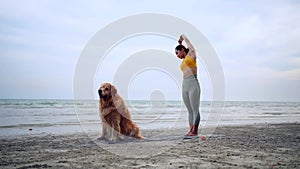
[0,99,299,136]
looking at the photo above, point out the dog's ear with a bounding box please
[111,84,117,97]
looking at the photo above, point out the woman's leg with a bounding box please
[188,78,201,135]
[182,79,194,133]
[182,94,194,125]
[190,80,200,126]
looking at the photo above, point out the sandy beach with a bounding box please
[1,123,299,169]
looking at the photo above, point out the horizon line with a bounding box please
[0,98,299,102]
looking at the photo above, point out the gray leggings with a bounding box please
[182,75,201,127]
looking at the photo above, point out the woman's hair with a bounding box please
[175,45,189,53]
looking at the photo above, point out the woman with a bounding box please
[175,34,201,136]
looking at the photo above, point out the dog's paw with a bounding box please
[97,136,106,141]
[119,135,125,140]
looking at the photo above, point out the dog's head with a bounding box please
[98,83,117,100]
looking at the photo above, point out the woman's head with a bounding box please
[175,45,189,59]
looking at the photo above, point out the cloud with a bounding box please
[213,1,300,75]
[0,0,299,100]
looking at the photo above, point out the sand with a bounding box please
[1,123,300,169]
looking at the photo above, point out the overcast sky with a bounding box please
[1,0,299,101]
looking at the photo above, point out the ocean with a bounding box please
[0,99,299,136]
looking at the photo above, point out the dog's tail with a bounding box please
[131,127,144,140]
[137,134,144,140]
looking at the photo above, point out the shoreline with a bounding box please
[1,121,298,139]
[1,122,300,168]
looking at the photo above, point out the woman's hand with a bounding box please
[178,35,184,44]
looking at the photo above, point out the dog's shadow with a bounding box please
[95,136,145,144]
[95,135,191,144]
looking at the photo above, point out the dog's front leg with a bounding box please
[114,124,121,141]
[100,125,106,139]
[109,125,117,142]
[99,122,108,140]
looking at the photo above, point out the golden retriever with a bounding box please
[98,83,143,142]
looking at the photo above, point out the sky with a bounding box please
[0,0,300,101]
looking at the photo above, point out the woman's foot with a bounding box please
[185,125,193,136]
[187,125,198,136]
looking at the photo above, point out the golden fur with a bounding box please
[98,83,143,142]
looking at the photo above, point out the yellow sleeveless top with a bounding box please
[180,55,197,72]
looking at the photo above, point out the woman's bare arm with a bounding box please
[180,34,196,59]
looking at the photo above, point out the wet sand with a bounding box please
[1,123,300,168]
